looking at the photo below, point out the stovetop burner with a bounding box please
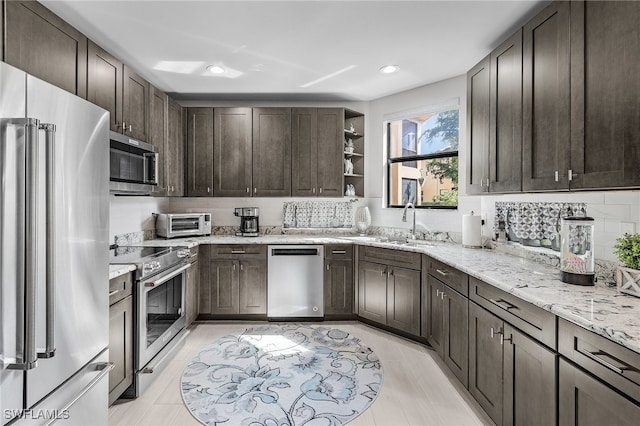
[110,245,190,280]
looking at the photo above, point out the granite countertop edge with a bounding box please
[123,234,640,355]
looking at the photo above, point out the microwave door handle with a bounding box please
[2,118,40,370]
[143,152,158,184]
[39,123,56,358]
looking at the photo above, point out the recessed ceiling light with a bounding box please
[380,65,400,74]
[207,65,225,74]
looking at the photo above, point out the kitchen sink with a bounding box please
[343,236,436,248]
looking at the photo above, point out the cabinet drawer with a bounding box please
[558,318,640,402]
[426,256,468,296]
[359,246,421,270]
[325,244,353,260]
[469,277,556,348]
[211,244,266,259]
[109,272,132,305]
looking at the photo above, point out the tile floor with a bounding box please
[108,321,493,426]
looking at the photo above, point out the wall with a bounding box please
[109,196,169,243]
[359,74,482,235]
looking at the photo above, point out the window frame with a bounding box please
[385,107,460,210]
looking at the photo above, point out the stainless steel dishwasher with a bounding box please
[267,245,324,319]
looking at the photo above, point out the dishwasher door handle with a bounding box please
[271,248,319,256]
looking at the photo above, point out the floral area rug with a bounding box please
[181,324,383,426]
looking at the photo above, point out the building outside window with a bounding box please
[387,106,459,208]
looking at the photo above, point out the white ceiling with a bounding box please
[41,0,549,101]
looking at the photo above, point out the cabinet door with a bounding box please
[466,55,490,195]
[386,267,421,336]
[443,285,469,388]
[239,260,267,314]
[166,97,184,196]
[503,325,556,426]
[186,107,214,196]
[522,1,571,191]
[122,65,150,141]
[357,261,387,324]
[206,260,239,315]
[5,0,87,97]
[469,302,503,426]
[186,260,199,325]
[214,107,253,197]
[316,108,344,197]
[570,1,640,189]
[108,295,133,405]
[87,40,123,132]
[252,107,292,196]
[291,108,318,196]
[489,29,522,193]
[324,259,354,315]
[149,86,167,195]
[423,276,444,356]
[559,358,640,426]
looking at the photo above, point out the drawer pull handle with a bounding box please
[578,348,635,375]
[108,290,119,297]
[231,250,245,254]
[489,298,515,311]
[436,269,448,276]
[332,250,347,255]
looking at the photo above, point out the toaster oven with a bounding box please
[155,213,212,238]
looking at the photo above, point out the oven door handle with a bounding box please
[143,263,191,289]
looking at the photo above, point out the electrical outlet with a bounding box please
[620,222,636,235]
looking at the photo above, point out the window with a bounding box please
[387,107,459,208]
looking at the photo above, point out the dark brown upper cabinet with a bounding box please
[87,41,149,141]
[186,107,214,197]
[4,0,87,97]
[489,29,522,193]
[466,56,490,195]
[292,108,344,197]
[522,1,571,191]
[569,1,640,190]
[252,107,292,197]
[149,85,167,195]
[213,107,253,197]
[166,97,184,197]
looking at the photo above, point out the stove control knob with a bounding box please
[144,261,161,273]
[177,249,189,258]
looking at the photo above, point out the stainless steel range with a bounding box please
[110,245,191,397]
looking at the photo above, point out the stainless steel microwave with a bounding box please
[109,131,158,195]
[155,213,212,239]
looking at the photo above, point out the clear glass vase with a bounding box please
[355,206,371,235]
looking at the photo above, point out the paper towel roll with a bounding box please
[462,212,482,248]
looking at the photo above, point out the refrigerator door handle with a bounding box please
[2,117,40,371]
[43,362,114,426]
[39,123,57,359]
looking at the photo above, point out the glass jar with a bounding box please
[559,216,595,286]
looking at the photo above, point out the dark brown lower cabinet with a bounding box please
[469,302,504,424]
[108,272,133,405]
[357,261,388,324]
[357,258,420,336]
[324,258,354,316]
[469,302,556,426]
[559,358,640,426]
[199,245,267,317]
[424,275,469,387]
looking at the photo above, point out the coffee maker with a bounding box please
[234,207,260,237]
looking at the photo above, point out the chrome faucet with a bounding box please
[402,202,416,239]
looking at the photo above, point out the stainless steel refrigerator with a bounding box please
[1,61,111,425]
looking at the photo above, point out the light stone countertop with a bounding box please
[125,234,640,355]
[109,264,136,280]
